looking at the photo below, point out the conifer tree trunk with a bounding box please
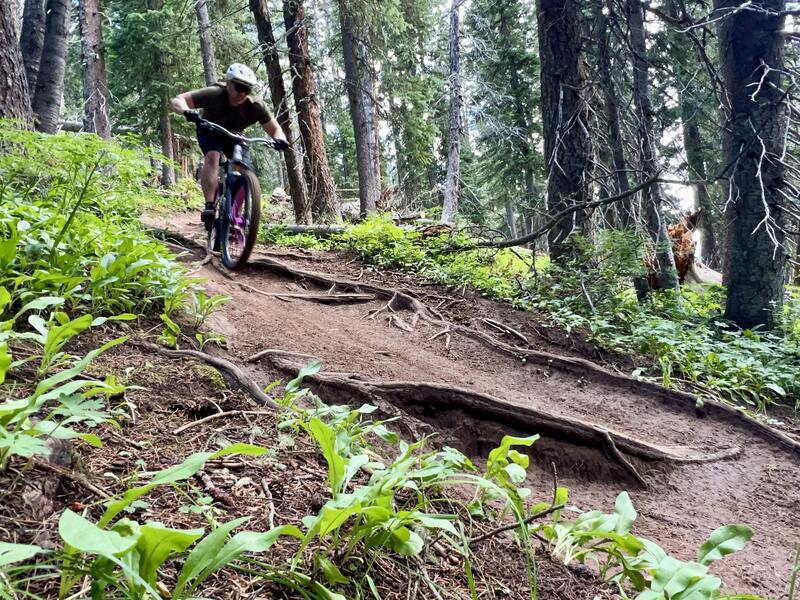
[662,0,718,268]
[717,0,787,329]
[32,0,69,133]
[78,0,111,138]
[283,0,340,223]
[498,3,535,233]
[194,0,217,85]
[0,1,32,122]
[536,0,591,261]
[19,0,45,92]
[594,0,651,298]
[250,0,311,224]
[338,0,379,216]
[505,199,518,238]
[441,0,463,224]
[159,95,175,186]
[627,0,680,292]
[681,98,718,266]
[143,0,174,185]
[594,0,633,227]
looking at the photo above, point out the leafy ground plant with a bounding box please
[541,491,756,600]
[0,121,195,319]
[0,366,770,600]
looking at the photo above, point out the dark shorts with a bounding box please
[196,125,252,167]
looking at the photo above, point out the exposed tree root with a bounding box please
[259,353,741,472]
[245,348,317,363]
[154,230,800,456]
[244,256,800,456]
[240,283,375,304]
[136,341,278,409]
[148,226,206,251]
[598,430,648,488]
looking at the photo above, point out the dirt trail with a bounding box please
[166,212,799,598]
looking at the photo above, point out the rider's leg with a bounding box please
[200,151,220,226]
[200,151,220,205]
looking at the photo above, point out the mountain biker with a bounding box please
[169,63,289,227]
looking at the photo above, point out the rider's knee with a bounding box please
[203,151,220,170]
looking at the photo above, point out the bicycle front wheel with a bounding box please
[221,169,261,270]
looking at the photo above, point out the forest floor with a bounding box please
[160,211,800,598]
[5,209,798,599]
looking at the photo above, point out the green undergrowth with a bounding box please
[0,122,220,474]
[1,362,764,599]
[0,122,195,317]
[143,177,205,214]
[267,215,800,412]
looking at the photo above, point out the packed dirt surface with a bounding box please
[163,212,799,598]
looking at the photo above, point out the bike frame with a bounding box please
[195,118,278,267]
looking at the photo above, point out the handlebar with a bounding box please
[195,116,281,150]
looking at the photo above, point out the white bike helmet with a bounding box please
[225,63,257,88]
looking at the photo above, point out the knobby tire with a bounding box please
[221,169,261,270]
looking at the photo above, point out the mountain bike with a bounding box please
[194,118,280,269]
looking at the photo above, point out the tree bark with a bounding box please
[19,0,45,92]
[160,94,175,186]
[0,1,32,122]
[250,0,311,224]
[536,0,592,262]
[78,0,111,138]
[32,0,69,133]
[194,0,217,86]
[626,0,680,292]
[594,0,634,227]
[283,0,340,223]
[338,0,379,216]
[441,0,463,224]
[717,0,787,329]
[505,199,518,239]
[681,97,718,266]
[498,3,535,237]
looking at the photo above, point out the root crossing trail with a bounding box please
[165,213,799,598]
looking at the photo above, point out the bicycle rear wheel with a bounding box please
[220,169,261,270]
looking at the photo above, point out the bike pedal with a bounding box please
[201,207,215,226]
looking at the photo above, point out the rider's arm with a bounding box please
[169,92,195,114]
[261,117,287,142]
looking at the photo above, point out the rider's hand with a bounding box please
[272,138,289,151]
[184,110,201,124]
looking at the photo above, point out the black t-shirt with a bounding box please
[190,83,273,132]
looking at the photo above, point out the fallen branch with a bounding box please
[173,410,275,435]
[469,504,565,546]
[31,458,111,499]
[262,478,277,529]
[196,471,236,506]
[470,175,661,250]
[136,341,278,409]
